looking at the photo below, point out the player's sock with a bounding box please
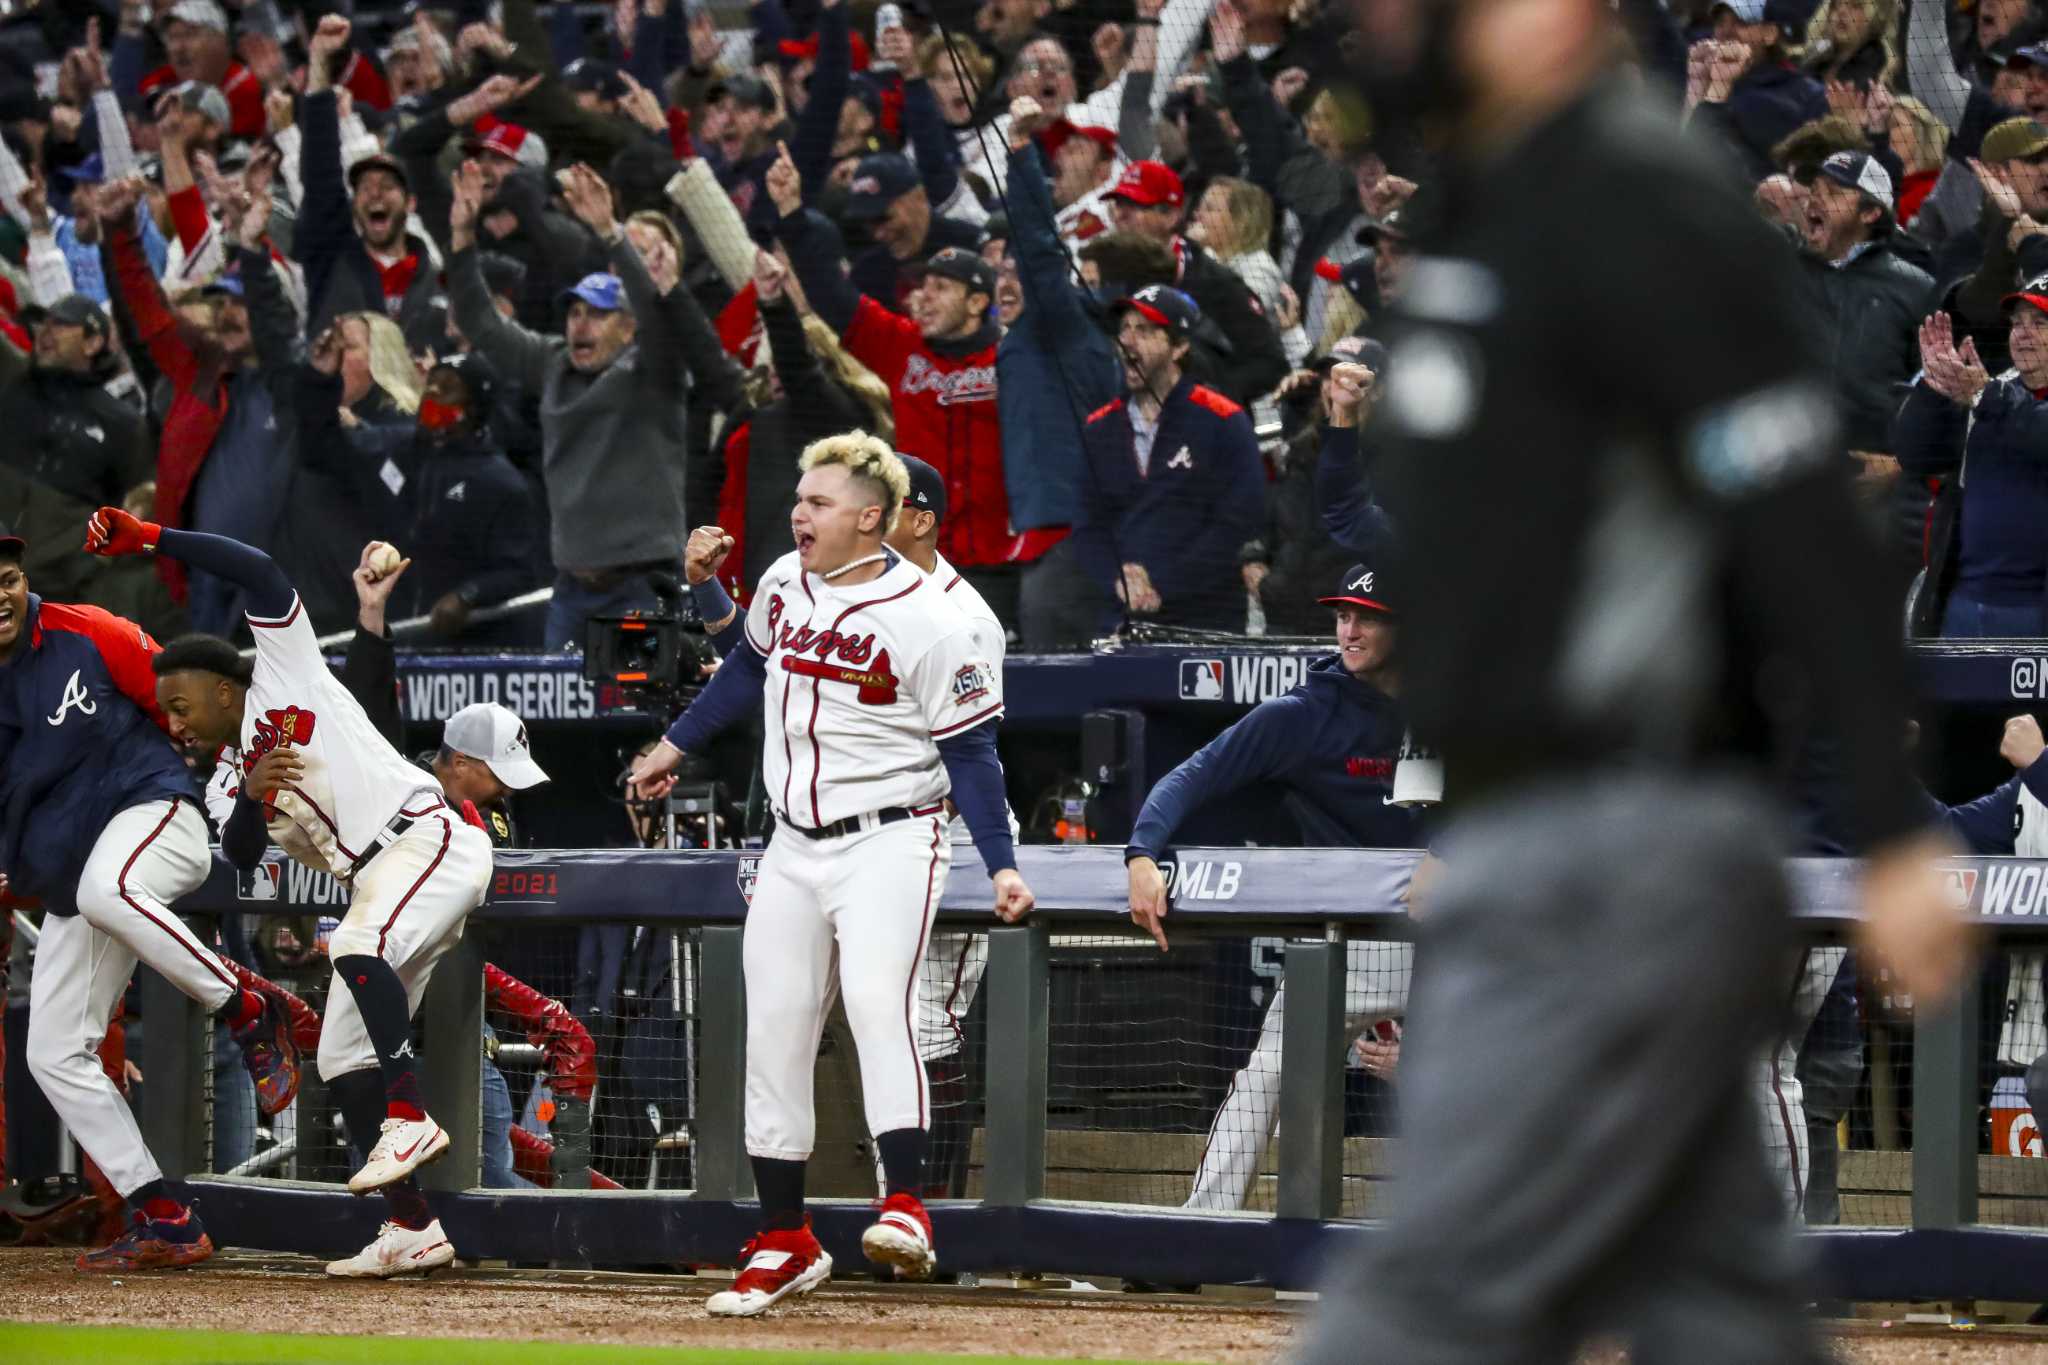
[330,1067,389,1164]
[127,1178,182,1222]
[332,954,428,1121]
[750,1157,807,1231]
[215,988,264,1032]
[384,1179,432,1231]
[875,1127,930,1198]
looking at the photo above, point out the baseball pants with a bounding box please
[1756,945,1846,1220]
[26,798,232,1196]
[1294,775,1825,1365]
[743,813,948,1160]
[317,809,494,1082]
[1187,940,1412,1211]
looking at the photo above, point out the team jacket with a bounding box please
[0,595,199,913]
[778,207,1060,569]
[1125,654,1419,861]
[1074,378,1266,622]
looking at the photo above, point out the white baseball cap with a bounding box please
[444,703,550,790]
[161,0,231,34]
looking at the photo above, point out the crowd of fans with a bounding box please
[0,0,2044,646]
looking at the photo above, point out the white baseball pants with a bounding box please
[744,812,949,1160]
[1756,945,1845,1220]
[317,806,494,1081]
[26,798,232,1196]
[1186,940,1413,1212]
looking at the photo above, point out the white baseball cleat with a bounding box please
[705,1221,834,1318]
[347,1114,450,1194]
[326,1219,457,1278]
[860,1192,936,1280]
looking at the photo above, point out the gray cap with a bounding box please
[444,703,550,790]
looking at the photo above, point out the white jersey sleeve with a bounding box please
[246,593,328,685]
[917,621,1003,741]
[930,553,1005,705]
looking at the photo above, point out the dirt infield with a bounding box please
[9,1248,2048,1362]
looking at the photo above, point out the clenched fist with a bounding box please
[684,525,736,585]
[2004,714,2047,771]
[83,505,161,557]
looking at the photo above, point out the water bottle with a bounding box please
[873,3,903,72]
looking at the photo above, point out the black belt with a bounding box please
[345,798,446,880]
[781,802,945,841]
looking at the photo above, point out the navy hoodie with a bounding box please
[1126,654,1419,860]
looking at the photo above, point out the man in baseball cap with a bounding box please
[906,247,997,345]
[884,454,1004,664]
[844,153,983,304]
[151,0,266,139]
[563,58,629,115]
[558,273,638,372]
[441,703,551,802]
[466,116,551,201]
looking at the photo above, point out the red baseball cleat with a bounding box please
[704,1219,833,1317]
[861,1191,936,1280]
[76,1208,214,1272]
[231,987,303,1118]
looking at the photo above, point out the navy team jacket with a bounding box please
[0,593,199,913]
[1126,654,1419,860]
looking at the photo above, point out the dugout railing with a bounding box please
[127,845,2048,1301]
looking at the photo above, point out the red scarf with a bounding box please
[374,251,422,312]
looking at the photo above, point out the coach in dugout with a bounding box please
[1122,562,1421,1220]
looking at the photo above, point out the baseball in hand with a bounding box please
[366,542,404,580]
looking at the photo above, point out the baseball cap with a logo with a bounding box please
[465,116,550,171]
[845,153,921,220]
[560,272,626,312]
[1319,562,1395,613]
[2004,271,2048,318]
[918,247,997,299]
[1114,283,1199,337]
[897,453,948,523]
[444,703,550,790]
[1817,149,1895,216]
[1108,159,1185,209]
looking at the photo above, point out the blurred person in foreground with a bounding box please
[1293,0,1970,1359]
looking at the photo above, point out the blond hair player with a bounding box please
[630,433,1034,1317]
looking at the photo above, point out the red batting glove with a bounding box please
[83,505,162,557]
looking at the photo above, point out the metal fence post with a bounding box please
[693,925,752,1201]
[1911,972,1980,1229]
[418,935,483,1192]
[983,922,1049,1206]
[1277,937,1345,1221]
[137,964,208,1180]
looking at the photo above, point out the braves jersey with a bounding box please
[928,551,1005,696]
[229,594,442,876]
[747,551,1001,829]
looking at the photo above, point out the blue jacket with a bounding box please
[1317,426,1397,556]
[0,595,199,913]
[1126,654,1419,859]
[1918,756,2048,856]
[1000,145,1123,531]
[1895,374,2048,606]
[1074,376,1265,623]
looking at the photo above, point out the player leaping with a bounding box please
[82,508,495,1260]
[630,434,1034,1318]
[0,524,301,1273]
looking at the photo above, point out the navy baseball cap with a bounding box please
[1816,149,1894,216]
[561,272,625,312]
[2012,41,2048,68]
[347,151,410,193]
[1319,563,1394,614]
[0,520,23,562]
[563,58,628,100]
[707,73,777,111]
[898,453,947,523]
[1114,283,1199,338]
[918,247,996,298]
[844,154,921,220]
[1310,332,1387,374]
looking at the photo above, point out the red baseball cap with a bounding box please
[1108,159,1183,209]
[465,116,550,171]
[2007,271,2048,318]
[1041,118,1119,160]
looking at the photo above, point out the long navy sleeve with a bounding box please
[1317,425,1396,555]
[1922,756,2048,855]
[937,722,1016,876]
[154,527,297,621]
[792,2,850,199]
[774,208,862,334]
[220,792,270,870]
[1126,700,1316,862]
[664,638,769,753]
[901,77,961,208]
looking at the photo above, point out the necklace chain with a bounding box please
[821,552,888,581]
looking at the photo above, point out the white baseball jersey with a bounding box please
[231,595,443,876]
[928,552,1005,698]
[747,550,1000,829]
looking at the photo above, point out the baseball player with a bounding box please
[1123,564,1419,1214]
[81,508,495,1267]
[630,434,1033,1317]
[0,524,302,1272]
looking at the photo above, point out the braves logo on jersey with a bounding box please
[248,706,318,763]
[763,593,881,666]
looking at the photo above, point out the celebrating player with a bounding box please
[0,524,301,1273]
[80,508,496,1265]
[629,434,1033,1317]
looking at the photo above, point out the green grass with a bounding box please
[0,1321,1144,1365]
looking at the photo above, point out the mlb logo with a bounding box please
[238,861,280,902]
[1179,659,1224,701]
[1939,866,1980,914]
[737,854,762,907]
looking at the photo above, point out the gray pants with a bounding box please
[1297,775,1825,1365]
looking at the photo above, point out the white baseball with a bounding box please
[366,542,403,580]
